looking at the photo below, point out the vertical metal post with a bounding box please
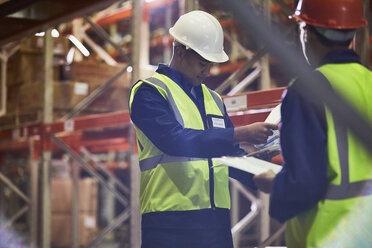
[129,125,141,248]
[163,6,172,62]
[30,137,39,248]
[131,2,143,247]
[0,49,7,116]
[0,155,4,217]
[41,29,54,248]
[41,149,52,248]
[130,8,146,244]
[258,1,271,242]
[71,159,80,248]
[131,6,143,244]
[259,0,271,90]
[106,177,115,240]
[72,18,84,62]
[109,23,118,43]
[184,0,199,13]
[231,184,240,247]
[43,30,54,123]
[0,44,19,117]
[140,18,150,67]
[258,192,270,242]
[230,178,261,244]
[131,0,143,85]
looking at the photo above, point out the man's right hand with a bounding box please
[233,122,278,145]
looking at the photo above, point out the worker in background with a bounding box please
[253,0,372,247]
[129,10,277,248]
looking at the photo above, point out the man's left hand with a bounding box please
[253,170,276,193]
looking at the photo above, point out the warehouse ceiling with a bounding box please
[0,0,120,47]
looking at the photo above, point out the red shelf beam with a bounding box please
[96,0,177,25]
[0,88,286,154]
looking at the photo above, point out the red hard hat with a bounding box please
[292,0,367,29]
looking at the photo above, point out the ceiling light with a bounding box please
[67,35,90,57]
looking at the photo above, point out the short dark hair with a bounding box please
[173,40,185,48]
[308,25,354,48]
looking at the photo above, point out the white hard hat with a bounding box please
[169,10,229,63]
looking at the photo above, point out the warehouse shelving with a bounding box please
[0,86,285,247]
[2,0,370,247]
[0,87,285,153]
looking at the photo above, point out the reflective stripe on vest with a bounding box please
[145,77,184,126]
[130,74,230,213]
[145,77,226,120]
[325,112,372,200]
[206,87,226,116]
[140,76,222,172]
[139,154,207,171]
[285,63,372,248]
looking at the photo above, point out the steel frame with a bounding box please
[0,1,290,246]
[0,86,285,247]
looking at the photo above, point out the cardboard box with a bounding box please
[16,80,128,113]
[6,35,69,86]
[7,52,44,86]
[51,159,71,179]
[17,81,90,112]
[6,85,20,113]
[51,213,97,247]
[20,36,69,55]
[7,51,61,86]
[87,84,129,112]
[79,178,99,213]
[0,111,42,129]
[51,178,98,213]
[72,61,131,88]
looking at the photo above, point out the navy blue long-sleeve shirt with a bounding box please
[130,64,255,189]
[270,50,362,222]
[131,64,239,157]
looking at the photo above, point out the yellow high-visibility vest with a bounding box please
[129,73,230,214]
[286,63,372,248]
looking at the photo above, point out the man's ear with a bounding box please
[175,45,186,59]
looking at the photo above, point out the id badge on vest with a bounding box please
[207,114,226,129]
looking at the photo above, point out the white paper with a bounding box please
[255,104,281,150]
[265,103,281,124]
[213,156,282,175]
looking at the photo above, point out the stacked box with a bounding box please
[51,178,98,247]
[72,61,130,88]
[7,36,68,86]
[51,214,97,247]
[72,61,131,112]
[19,36,69,55]
[1,36,131,129]
[51,178,98,213]
[87,84,129,112]
[17,81,90,112]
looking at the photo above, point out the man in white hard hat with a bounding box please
[129,10,277,248]
[253,0,372,247]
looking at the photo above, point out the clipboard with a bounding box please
[212,156,282,175]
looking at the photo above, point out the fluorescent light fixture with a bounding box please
[66,47,75,64]
[35,29,60,38]
[145,0,157,2]
[126,66,133,72]
[67,34,90,57]
[51,29,60,38]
